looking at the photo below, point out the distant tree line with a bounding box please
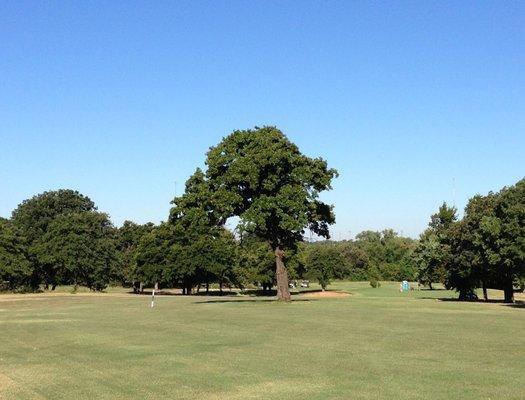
[300,230,417,290]
[0,186,418,294]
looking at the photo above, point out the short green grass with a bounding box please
[1,282,523,399]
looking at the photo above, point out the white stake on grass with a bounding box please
[151,289,155,308]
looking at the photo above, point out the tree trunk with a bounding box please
[275,247,291,301]
[504,279,514,303]
[429,282,433,290]
[139,282,144,294]
[482,284,488,301]
[206,282,209,295]
[219,282,223,295]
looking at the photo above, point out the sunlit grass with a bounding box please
[0,282,523,399]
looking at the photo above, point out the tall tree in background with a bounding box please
[11,190,97,289]
[443,178,524,302]
[11,190,96,242]
[174,126,337,301]
[36,212,117,291]
[494,178,525,302]
[445,214,482,300]
[455,194,499,300]
[116,221,155,290]
[304,244,344,290]
[466,179,525,302]
[135,223,175,290]
[237,234,276,293]
[197,228,238,293]
[0,218,32,290]
[414,203,457,289]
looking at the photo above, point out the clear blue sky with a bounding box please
[1,1,524,238]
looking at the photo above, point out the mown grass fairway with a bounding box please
[1,282,523,400]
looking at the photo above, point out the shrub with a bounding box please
[369,279,381,288]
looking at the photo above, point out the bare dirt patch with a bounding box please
[299,291,351,298]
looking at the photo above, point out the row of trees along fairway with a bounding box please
[3,191,419,295]
[0,127,338,300]
[413,178,525,302]
[1,128,522,302]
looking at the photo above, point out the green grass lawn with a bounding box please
[0,282,523,399]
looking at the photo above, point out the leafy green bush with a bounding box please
[369,279,381,288]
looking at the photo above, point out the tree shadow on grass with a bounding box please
[416,297,525,308]
[239,289,277,297]
[292,289,320,294]
[192,290,240,297]
[128,289,242,297]
[127,290,182,296]
[503,301,525,309]
[193,298,316,304]
[130,289,280,297]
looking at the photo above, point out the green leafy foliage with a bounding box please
[203,127,337,247]
[12,189,96,243]
[0,218,32,290]
[295,230,416,290]
[135,212,238,293]
[353,230,417,281]
[115,221,155,287]
[445,179,525,301]
[35,212,117,291]
[171,126,337,300]
[236,235,276,292]
[413,203,457,289]
[304,244,344,290]
[11,189,98,289]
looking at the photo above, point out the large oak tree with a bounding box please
[173,126,337,301]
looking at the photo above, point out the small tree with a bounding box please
[199,229,238,293]
[304,245,343,290]
[444,219,480,300]
[467,179,525,302]
[11,189,97,289]
[115,221,155,290]
[135,223,175,290]
[237,236,276,293]
[36,212,117,291]
[413,203,457,289]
